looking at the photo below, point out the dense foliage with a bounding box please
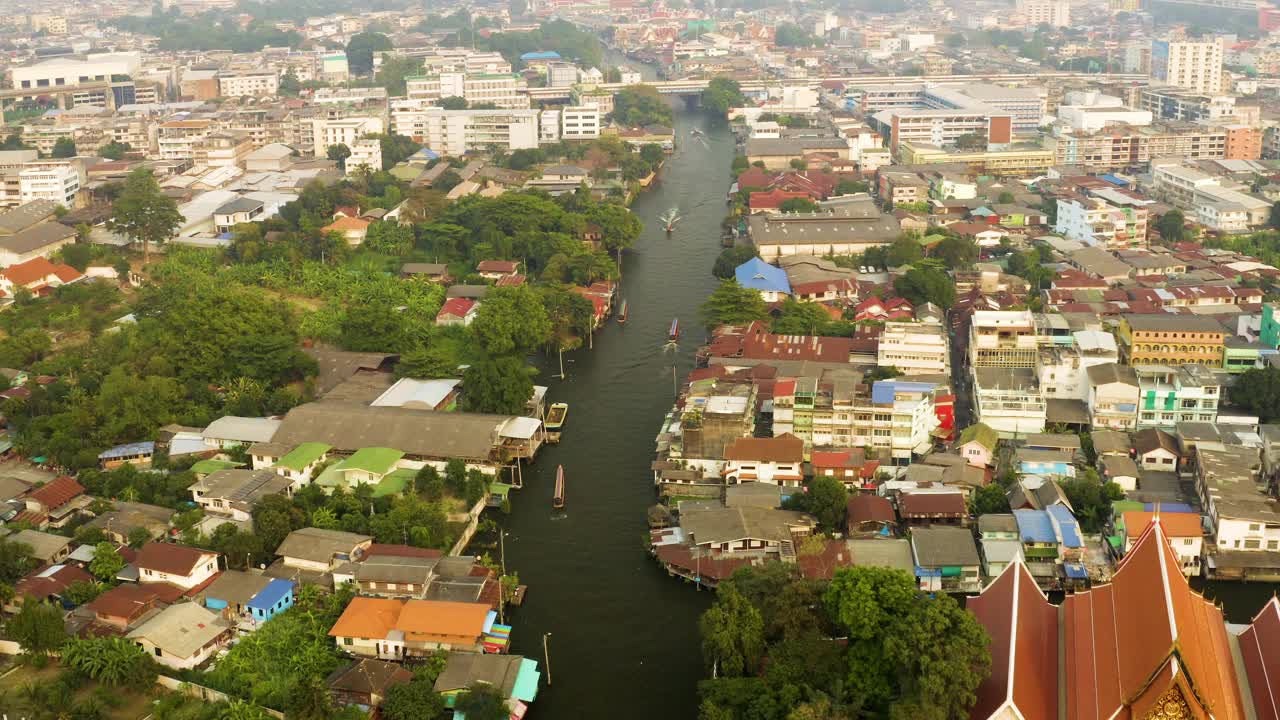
[1229,367,1280,422]
[111,10,301,52]
[701,77,746,114]
[612,85,674,128]
[482,20,603,68]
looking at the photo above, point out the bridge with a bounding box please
[526,72,1153,101]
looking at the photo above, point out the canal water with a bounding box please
[499,101,732,715]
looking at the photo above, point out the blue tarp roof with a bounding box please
[247,578,294,611]
[1099,174,1130,187]
[520,51,561,60]
[1046,504,1084,548]
[1063,561,1089,579]
[734,257,791,294]
[410,148,439,160]
[870,380,938,404]
[98,441,154,460]
[1014,509,1056,544]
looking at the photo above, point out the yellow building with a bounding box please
[1118,314,1226,368]
[897,141,1055,177]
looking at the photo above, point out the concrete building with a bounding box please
[1151,39,1224,94]
[390,107,540,156]
[969,310,1038,368]
[1139,87,1239,122]
[217,70,279,98]
[312,116,384,158]
[973,367,1046,437]
[1118,314,1226,368]
[772,375,941,462]
[1054,192,1149,250]
[194,131,253,169]
[1018,0,1069,26]
[157,119,212,161]
[878,321,950,375]
[405,73,530,109]
[18,162,79,208]
[1134,364,1221,429]
[10,52,141,93]
[347,138,383,172]
[1052,123,1227,170]
[560,105,601,140]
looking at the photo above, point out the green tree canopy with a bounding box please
[701,279,768,329]
[1154,209,1190,242]
[345,32,393,75]
[382,679,446,720]
[51,137,77,158]
[933,235,979,269]
[701,76,746,114]
[107,167,182,265]
[471,285,553,356]
[612,85,673,127]
[1228,366,1280,422]
[893,266,956,308]
[699,583,765,678]
[89,542,125,581]
[9,598,67,656]
[462,356,535,415]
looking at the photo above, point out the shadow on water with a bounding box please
[495,106,733,719]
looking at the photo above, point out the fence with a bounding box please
[155,676,284,719]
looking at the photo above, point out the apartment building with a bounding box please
[194,131,253,169]
[311,116,384,157]
[547,62,579,88]
[851,83,1046,134]
[1017,0,1069,26]
[1054,192,1149,250]
[871,106,1013,151]
[1194,446,1279,577]
[412,49,511,75]
[220,108,291,148]
[158,119,213,161]
[405,73,530,109]
[1151,162,1270,232]
[1139,87,1239,122]
[973,367,1046,437]
[1151,39,1224,94]
[390,107,540,156]
[1118,314,1226,368]
[18,162,80,208]
[1134,364,1221,429]
[1224,125,1263,160]
[969,310,1038,369]
[1052,123,1227,170]
[560,105,601,140]
[1087,363,1141,431]
[771,374,940,462]
[878,321,950,375]
[347,139,382,172]
[217,70,279,98]
[897,142,1055,176]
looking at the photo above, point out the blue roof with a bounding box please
[520,51,561,60]
[1144,502,1194,513]
[870,380,938,404]
[1046,504,1083,548]
[971,207,996,216]
[247,579,294,611]
[98,441,155,460]
[1063,561,1089,579]
[411,148,439,160]
[1014,509,1056,544]
[734,257,791,295]
[1099,174,1130,187]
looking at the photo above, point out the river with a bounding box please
[497,91,730,716]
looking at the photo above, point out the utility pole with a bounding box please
[542,632,553,686]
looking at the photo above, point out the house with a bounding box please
[0,256,82,296]
[188,468,293,522]
[317,447,407,493]
[275,527,372,574]
[202,416,282,450]
[1101,455,1141,492]
[911,526,982,592]
[85,501,175,544]
[678,505,817,556]
[401,263,450,283]
[1015,448,1077,479]
[476,260,519,280]
[734,257,791,302]
[722,434,805,487]
[327,597,491,658]
[97,441,155,470]
[245,578,295,625]
[322,216,372,245]
[897,491,967,527]
[1122,511,1203,576]
[134,542,219,590]
[211,197,265,233]
[436,297,478,326]
[8,529,72,563]
[811,449,878,490]
[946,221,1008,247]
[11,563,92,611]
[127,603,231,669]
[272,442,332,485]
[846,494,896,536]
[327,658,413,709]
[1007,477,1074,512]
[351,554,438,597]
[0,222,76,268]
[956,423,998,468]
[1133,428,1180,471]
[434,652,540,711]
[201,570,270,619]
[1086,362,1140,431]
[24,476,87,528]
[83,584,165,634]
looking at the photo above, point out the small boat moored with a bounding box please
[618,299,629,324]
[552,465,565,509]
[545,402,568,431]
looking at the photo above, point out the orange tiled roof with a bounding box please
[27,476,83,510]
[327,597,488,646]
[322,216,371,233]
[968,563,1058,720]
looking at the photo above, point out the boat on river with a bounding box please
[546,402,568,431]
[659,207,681,233]
[618,299,628,324]
[667,317,680,344]
[552,465,565,509]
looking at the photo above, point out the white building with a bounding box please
[973,367,1046,437]
[217,70,279,98]
[1017,0,1069,26]
[346,138,383,172]
[1056,104,1152,133]
[311,116,383,157]
[547,62,579,88]
[10,52,141,93]
[405,72,530,109]
[560,105,601,140]
[969,310,1038,368]
[1054,194,1148,249]
[18,162,79,207]
[157,120,212,161]
[878,321,950,375]
[539,109,561,144]
[1151,39,1224,94]
[390,107,540,156]
[1134,364,1221,429]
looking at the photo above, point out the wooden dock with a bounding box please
[509,585,528,606]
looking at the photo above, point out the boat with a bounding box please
[552,465,565,509]
[667,317,680,343]
[545,402,568,431]
[690,127,705,138]
[659,207,681,233]
[618,299,628,324]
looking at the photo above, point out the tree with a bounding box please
[835,179,869,195]
[775,23,821,47]
[98,140,131,160]
[376,55,423,96]
[824,566,918,710]
[62,636,156,688]
[1061,471,1125,532]
[778,197,819,213]
[326,143,351,172]
[471,285,552,356]
[802,475,847,531]
[1229,367,1280,422]
[887,236,924,266]
[953,132,987,150]
[771,299,835,336]
[462,356,535,415]
[106,168,181,265]
[699,583,764,678]
[0,539,36,584]
[279,69,301,96]
[89,542,124,581]
[701,279,768,329]
[1270,201,1280,230]
[415,465,444,501]
[701,76,745,115]
[9,598,66,656]
[885,593,990,720]
[439,96,469,110]
[1155,209,1189,243]
[50,137,77,158]
[64,580,101,606]
[612,85,672,127]
[455,682,510,720]
[933,236,979,269]
[382,680,446,720]
[894,266,956,308]
[345,32,392,76]
[997,191,1016,204]
[969,483,1011,516]
[285,677,331,720]
[712,246,759,280]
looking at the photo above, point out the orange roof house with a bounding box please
[321,216,371,246]
[968,517,1248,720]
[328,597,489,654]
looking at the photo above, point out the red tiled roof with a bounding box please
[16,563,92,600]
[50,264,83,284]
[748,188,814,210]
[3,257,68,288]
[86,583,163,620]
[1240,597,1280,720]
[135,542,214,577]
[27,476,83,510]
[477,260,519,273]
[495,274,526,287]
[846,494,894,523]
[898,492,966,517]
[437,297,476,319]
[653,543,751,582]
[968,563,1059,720]
[796,538,857,580]
[723,433,804,463]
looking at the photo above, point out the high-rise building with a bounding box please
[1151,39,1224,94]
[1017,0,1069,26]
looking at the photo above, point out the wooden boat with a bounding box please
[659,207,681,232]
[618,299,628,324]
[668,317,680,343]
[552,465,565,509]
[545,402,568,431]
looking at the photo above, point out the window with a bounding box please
[1251,523,1262,531]
[154,647,163,657]
[1183,538,1194,546]
[1246,539,1262,549]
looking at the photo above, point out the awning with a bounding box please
[1063,562,1089,579]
